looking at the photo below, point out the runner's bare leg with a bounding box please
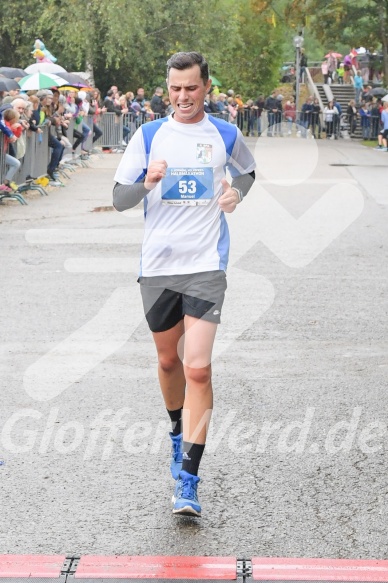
[152,320,186,411]
[181,315,218,444]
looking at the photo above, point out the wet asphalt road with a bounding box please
[0,137,387,558]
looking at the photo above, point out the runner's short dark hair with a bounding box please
[166,52,209,84]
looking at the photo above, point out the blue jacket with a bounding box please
[359,108,371,126]
[354,75,363,89]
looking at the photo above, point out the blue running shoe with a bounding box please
[172,470,201,517]
[169,432,183,479]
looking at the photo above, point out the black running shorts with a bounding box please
[138,270,227,333]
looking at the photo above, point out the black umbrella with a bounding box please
[0,66,27,79]
[368,87,388,97]
[0,76,20,91]
[59,72,89,87]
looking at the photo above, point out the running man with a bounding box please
[113,51,256,517]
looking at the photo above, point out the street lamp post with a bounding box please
[293,34,304,115]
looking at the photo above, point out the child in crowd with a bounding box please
[336,63,344,84]
[0,110,17,192]
[143,101,155,121]
[163,97,174,115]
[2,109,22,191]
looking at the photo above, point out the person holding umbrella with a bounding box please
[326,51,340,83]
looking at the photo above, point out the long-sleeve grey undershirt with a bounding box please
[112,171,255,213]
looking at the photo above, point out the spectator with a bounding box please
[370,99,381,140]
[150,87,166,117]
[104,89,123,115]
[227,96,237,124]
[343,53,353,84]
[88,90,105,146]
[354,70,364,104]
[333,98,342,137]
[311,97,322,138]
[134,87,146,106]
[52,107,72,159]
[284,97,296,136]
[234,93,244,131]
[327,51,338,84]
[65,91,77,115]
[125,91,134,108]
[2,108,22,191]
[253,94,265,136]
[244,99,255,136]
[321,60,329,84]
[324,100,339,139]
[11,98,28,121]
[300,48,308,82]
[104,88,129,148]
[346,99,358,136]
[207,92,219,115]
[33,90,65,181]
[108,85,118,102]
[72,96,87,157]
[27,95,43,135]
[163,97,174,115]
[0,109,18,192]
[265,90,280,136]
[143,101,155,121]
[374,101,388,150]
[336,63,344,84]
[361,85,373,103]
[358,102,371,139]
[216,93,227,115]
[118,94,132,143]
[77,91,92,154]
[300,96,313,138]
[52,89,60,109]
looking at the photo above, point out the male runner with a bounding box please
[113,51,256,517]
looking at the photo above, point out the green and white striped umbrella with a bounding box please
[18,72,67,91]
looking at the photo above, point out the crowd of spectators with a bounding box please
[0,86,108,191]
[1,70,388,195]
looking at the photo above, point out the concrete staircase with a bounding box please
[316,84,362,138]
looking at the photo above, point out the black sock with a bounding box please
[182,441,205,476]
[167,407,182,436]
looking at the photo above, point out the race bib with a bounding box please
[161,167,214,206]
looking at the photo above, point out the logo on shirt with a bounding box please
[196,143,212,164]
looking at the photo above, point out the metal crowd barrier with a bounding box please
[2,108,383,194]
[12,126,50,184]
[91,112,162,148]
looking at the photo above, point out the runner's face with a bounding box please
[167,65,211,124]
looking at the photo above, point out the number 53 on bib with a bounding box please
[161,167,214,206]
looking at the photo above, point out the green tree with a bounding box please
[0,0,292,97]
[217,0,288,97]
[286,0,388,81]
[0,0,45,67]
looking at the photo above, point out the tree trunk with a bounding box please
[85,61,95,88]
[378,2,388,84]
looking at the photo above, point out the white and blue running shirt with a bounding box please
[114,113,256,276]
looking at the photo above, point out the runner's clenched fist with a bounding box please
[144,160,167,190]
